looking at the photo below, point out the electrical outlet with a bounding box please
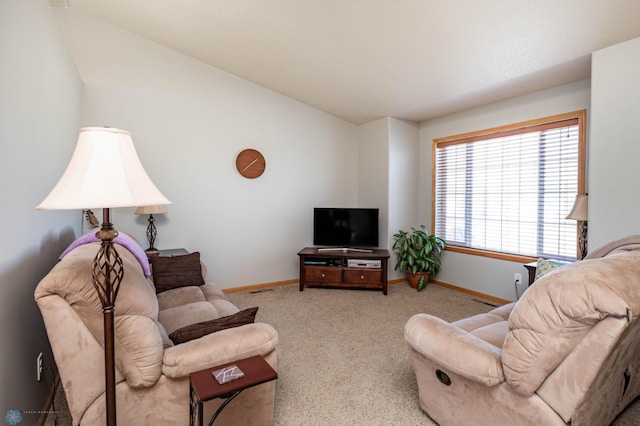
[514,273,522,284]
[37,352,43,382]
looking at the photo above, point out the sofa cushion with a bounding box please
[169,307,259,344]
[159,301,221,335]
[150,252,205,293]
[503,252,640,396]
[452,303,513,350]
[158,283,239,313]
[157,286,206,311]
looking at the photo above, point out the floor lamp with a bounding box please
[37,127,171,426]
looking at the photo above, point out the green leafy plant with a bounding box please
[392,225,446,291]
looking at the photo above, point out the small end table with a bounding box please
[523,261,538,286]
[524,259,571,286]
[155,248,189,257]
[189,355,277,426]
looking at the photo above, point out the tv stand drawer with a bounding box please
[343,269,382,285]
[304,266,342,283]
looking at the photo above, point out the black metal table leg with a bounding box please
[207,390,244,426]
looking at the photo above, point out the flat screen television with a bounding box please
[313,208,379,248]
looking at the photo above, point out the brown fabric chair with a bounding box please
[35,243,278,425]
[405,235,640,425]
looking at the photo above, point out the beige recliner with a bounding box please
[35,243,278,425]
[405,236,640,425]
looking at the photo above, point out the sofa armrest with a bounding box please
[404,314,504,386]
[162,322,278,378]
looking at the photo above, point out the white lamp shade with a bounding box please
[566,194,588,221]
[36,127,171,210]
[134,205,167,215]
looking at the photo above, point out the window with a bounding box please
[433,111,586,261]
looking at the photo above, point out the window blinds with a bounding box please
[434,116,582,260]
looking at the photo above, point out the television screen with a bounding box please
[313,208,379,247]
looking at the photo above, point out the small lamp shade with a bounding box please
[566,194,588,221]
[566,194,588,260]
[36,127,171,210]
[134,205,167,215]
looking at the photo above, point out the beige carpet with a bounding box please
[229,282,490,425]
[47,282,640,425]
[229,283,640,426]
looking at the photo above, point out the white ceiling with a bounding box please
[50,0,640,124]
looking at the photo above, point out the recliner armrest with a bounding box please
[404,314,504,386]
[162,322,278,378]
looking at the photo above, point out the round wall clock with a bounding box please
[235,148,266,179]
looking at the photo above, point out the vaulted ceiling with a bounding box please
[50,0,640,124]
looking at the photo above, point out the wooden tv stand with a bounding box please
[297,247,390,295]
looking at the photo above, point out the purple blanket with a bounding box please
[59,229,151,277]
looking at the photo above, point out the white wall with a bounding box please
[357,117,420,279]
[419,79,591,300]
[387,118,420,279]
[53,8,359,288]
[0,0,82,416]
[589,37,640,248]
[358,118,391,249]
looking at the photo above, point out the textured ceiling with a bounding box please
[50,0,640,124]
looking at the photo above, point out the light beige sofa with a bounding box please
[35,242,278,425]
[404,235,640,425]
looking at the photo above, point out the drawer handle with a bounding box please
[321,273,325,278]
[360,274,365,280]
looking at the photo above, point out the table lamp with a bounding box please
[134,204,167,255]
[36,127,171,426]
[566,194,588,259]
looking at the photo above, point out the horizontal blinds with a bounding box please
[434,120,580,260]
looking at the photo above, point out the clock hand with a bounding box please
[241,158,258,172]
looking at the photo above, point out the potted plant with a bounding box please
[392,225,446,291]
